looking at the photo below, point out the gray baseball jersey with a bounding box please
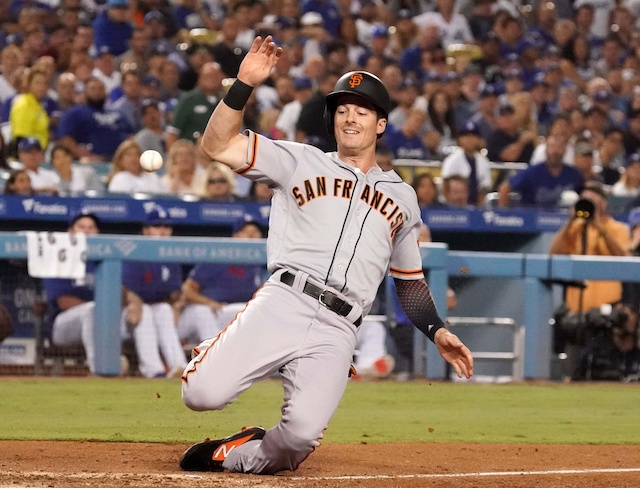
[239,131,425,314]
[182,131,426,474]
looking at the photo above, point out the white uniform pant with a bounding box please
[181,273,360,474]
[121,303,187,378]
[177,303,246,344]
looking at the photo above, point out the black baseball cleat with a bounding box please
[179,426,266,471]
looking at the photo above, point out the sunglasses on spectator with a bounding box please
[208,177,228,184]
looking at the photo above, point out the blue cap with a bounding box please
[421,71,441,84]
[293,75,313,90]
[531,71,548,87]
[441,71,461,83]
[18,137,42,152]
[399,77,419,90]
[142,75,161,88]
[93,45,113,58]
[69,209,100,227]
[232,214,261,234]
[371,24,389,38]
[144,205,170,226]
[143,10,164,22]
[626,152,640,167]
[503,67,523,80]
[594,89,611,102]
[629,207,640,228]
[107,0,128,7]
[458,120,481,137]
[5,33,23,46]
[479,84,497,98]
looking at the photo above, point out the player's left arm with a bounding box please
[394,278,473,379]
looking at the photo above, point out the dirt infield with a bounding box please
[1,441,639,487]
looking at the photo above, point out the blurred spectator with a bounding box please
[440,174,470,207]
[337,14,366,68]
[119,26,150,76]
[274,75,314,141]
[301,0,340,37]
[50,144,103,195]
[384,109,429,160]
[387,78,420,132]
[248,180,273,203]
[399,23,443,80]
[203,161,237,201]
[3,169,33,195]
[572,138,602,185]
[296,71,339,152]
[53,72,80,115]
[623,107,640,156]
[56,76,131,162]
[531,114,575,166]
[9,68,50,151]
[178,44,214,92]
[106,137,169,194]
[412,172,441,208]
[92,0,133,57]
[357,24,395,68]
[441,120,491,206]
[17,137,58,194]
[413,0,474,49]
[611,153,640,197]
[134,99,166,158]
[469,84,498,141]
[498,134,584,208]
[0,45,25,104]
[0,137,7,170]
[108,70,143,134]
[177,215,266,344]
[594,126,625,186]
[172,0,215,31]
[594,35,625,78]
[91,45,121,96]
[487,99,536,164]
[166,61,223,148]
[161,138,206,196]
[209,16,248,78]
[624,207,640,310]
[121,204,188,378]
[422,89,457,160]
[157,59,183,107]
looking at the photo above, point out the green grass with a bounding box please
[1,378,639,444]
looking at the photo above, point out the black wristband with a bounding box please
[427,323,446,343]
[223,79,254,111]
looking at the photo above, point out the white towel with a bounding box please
[26,231,87,279]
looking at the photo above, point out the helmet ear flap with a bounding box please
[324,105,334,136]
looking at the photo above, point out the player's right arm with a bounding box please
[56,294,86,311]
[200,36,282,171]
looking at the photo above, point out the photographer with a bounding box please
[549,182,630,377]
[571,303,640,382]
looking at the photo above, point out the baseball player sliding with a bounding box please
[179,36,473,475]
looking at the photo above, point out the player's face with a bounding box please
[333,96,386,153]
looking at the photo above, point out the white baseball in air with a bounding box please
[139,150,164,172]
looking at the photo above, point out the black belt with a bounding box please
[280,271,362,327]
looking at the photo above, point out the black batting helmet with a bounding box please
[324,71,390,137]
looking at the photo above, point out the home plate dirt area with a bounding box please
[0,441,639,487]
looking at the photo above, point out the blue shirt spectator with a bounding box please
[92,0,133,57]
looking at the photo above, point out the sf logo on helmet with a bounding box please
[349,73,363,88]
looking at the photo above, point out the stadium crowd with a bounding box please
[1,0,640,380]
[0,0,640,205]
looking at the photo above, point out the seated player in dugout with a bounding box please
[178,37,473,475]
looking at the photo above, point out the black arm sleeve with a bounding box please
[394,277,446,343]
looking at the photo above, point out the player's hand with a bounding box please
[434,328,473,379]
[237,36,283,87]
[125,301,142,327]
[208,300,223,313]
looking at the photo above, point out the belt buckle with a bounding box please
[318,289,328,307]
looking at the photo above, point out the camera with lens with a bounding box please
[574,197,595,220]
[553,304,632,381]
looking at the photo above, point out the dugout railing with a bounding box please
[2,233,640,379]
